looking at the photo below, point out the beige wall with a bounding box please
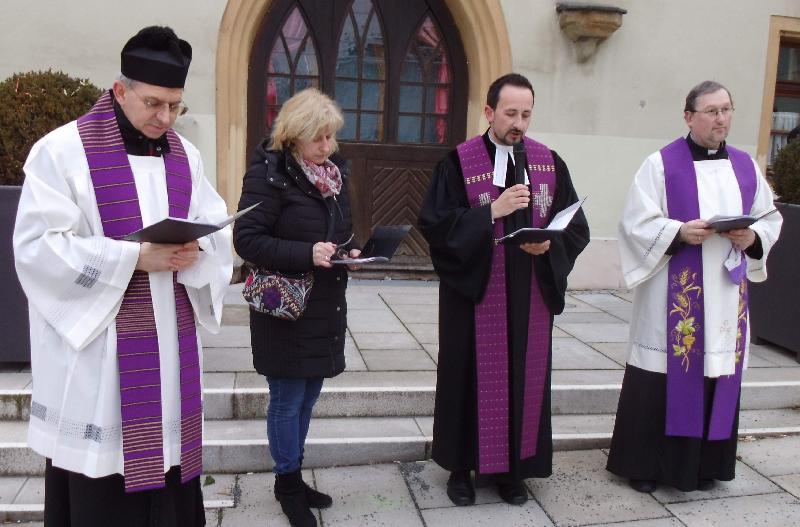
[0,0,227,186]
[3,0,800,287]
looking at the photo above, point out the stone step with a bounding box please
[2,409,799,477]
[3,369,800,421]
[0,474,235,523]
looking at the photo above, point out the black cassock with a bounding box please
[419,133,590,483]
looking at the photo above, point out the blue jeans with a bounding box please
[266,376,324,474]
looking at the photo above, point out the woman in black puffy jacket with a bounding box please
[233,88,359,527]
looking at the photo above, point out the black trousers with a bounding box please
[44,460,205,527]
[606,365,738,491]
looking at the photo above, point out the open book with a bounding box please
[706,208,779,233]
[495,197,587,245]
[332,225,412,265]
[123,202,261,244]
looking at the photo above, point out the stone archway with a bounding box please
[214,0,512,210]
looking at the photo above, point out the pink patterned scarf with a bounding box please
[298,157,343,197]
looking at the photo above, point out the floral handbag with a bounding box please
[242,268,314,321]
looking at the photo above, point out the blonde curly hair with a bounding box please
[269,88,345,153]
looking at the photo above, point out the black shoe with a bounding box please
[446,471,475,506]
[697,478,715,491]
[629,479,657,493]
[274,470,317,527]
[302,479,333,509]
[497,481,528,505]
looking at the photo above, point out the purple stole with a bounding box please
[456,135,555,474]
[76,91,203,492]
[662,138,756,440]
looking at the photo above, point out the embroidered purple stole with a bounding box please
[662,138,756,439]
[456,135,555,474]
[76,91,202,492]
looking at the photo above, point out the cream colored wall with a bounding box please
[0,0,227,186]
[4,0,800,288]
[498,0,800,288]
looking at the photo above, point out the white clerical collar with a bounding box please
[488,132,528,187]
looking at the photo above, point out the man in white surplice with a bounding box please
[13,25,232,525]
[606,81,782,494]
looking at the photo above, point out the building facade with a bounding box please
[3,0,799,287]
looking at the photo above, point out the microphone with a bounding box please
[513,141,527,185]
[511,141,530,227]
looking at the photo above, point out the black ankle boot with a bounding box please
[274,470,317,527]
[302,479,333,509]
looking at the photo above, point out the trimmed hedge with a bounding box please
[0,70,101,186]
[774,139,800,205]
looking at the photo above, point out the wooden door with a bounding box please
[248,0,468,270]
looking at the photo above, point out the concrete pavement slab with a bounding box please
[666,492,800,526]
[400,461,503,509]
[528,450,671,526]
[347,309,407,333]
[351,332,422,350]
[205,373,236,390]
[362,349,436,371]
[552,338,622,370]
[221,306,249,326]
[390,304,438,324]
[0,477,24,503]
[737,436,800,477]
[204,348,254,373]
[405,324,437,345]
[0,373,32,390]
[555,311,626,324]
[589,342,629,367]
[613,291,635,302]
[588,519,683,527]
[421,501,554,527]
[315,464,423,526]
[219,472,318,526]
[773,474,800,499]
[553,327,570,338]
[323,371,437,388]
[749,343,799,367]
[422,343,439,365]
[344,344,368,371]
[555,323,630,343]
[651,461,782,504]
[199,326,251,348]
[563,295,602,313]
[14,475,43,505]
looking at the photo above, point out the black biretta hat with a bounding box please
[121,26,192,88]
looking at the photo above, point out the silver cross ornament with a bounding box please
[532,183,553,219]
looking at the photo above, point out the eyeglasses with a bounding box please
[690,106,734,118]
[129,86,189,116]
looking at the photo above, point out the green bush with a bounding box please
[773,139,800,205]
[0,70,102,186]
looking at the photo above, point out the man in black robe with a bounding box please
[419,73,589,506]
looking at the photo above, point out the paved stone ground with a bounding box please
[4,280,800,526]
[204,435,800,527]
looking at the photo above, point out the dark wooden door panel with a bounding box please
[250,0,467,272]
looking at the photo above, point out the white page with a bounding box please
[544,197,586,230]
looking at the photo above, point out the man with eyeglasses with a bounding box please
[607,80,782,494]
[14,26,232,525]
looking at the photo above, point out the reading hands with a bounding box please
[136,241,200,273]
[721,228,756,251]
[313,241,337,268]
[520,240,550,255]
[679,220,714,245]
[491,184,530,220]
